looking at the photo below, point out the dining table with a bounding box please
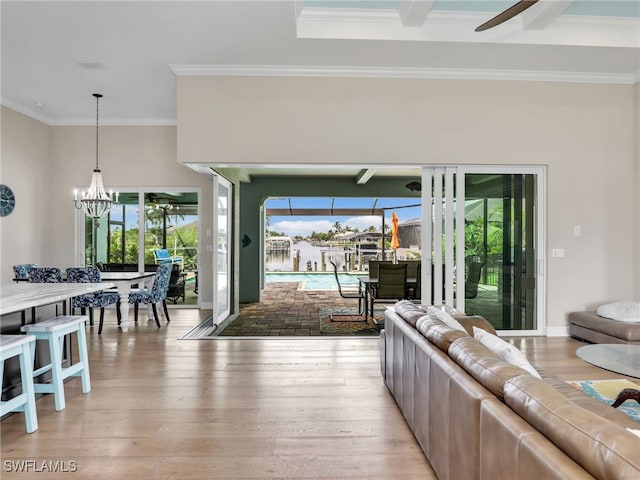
[99,272,156,333]
[0,282,114,317]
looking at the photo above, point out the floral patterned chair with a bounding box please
[27,267,62,283]
[13,264,37,282]
[66,267,120,333]
[128,263,172,328]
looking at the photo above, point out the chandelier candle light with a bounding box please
[73,93,118,223]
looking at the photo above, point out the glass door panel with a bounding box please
[214,177,231,321]
[464,174,537,330]
[80,189,199,306]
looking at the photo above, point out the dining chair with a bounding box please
[328,261,365,321]
[13,264,37,282]
[127,263,172,328]
[27,267,62,283]
[368,263,408,321]
[65,267,120,331]
[28,267,65,315]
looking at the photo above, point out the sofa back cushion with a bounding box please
[393,300,426,327]
[504,375,640,480]
[448,336,532,400]
[418,317,469,352]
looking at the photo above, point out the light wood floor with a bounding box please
[1,309,635,479]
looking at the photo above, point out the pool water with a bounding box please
[265,272,361,291]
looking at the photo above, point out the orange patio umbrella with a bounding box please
[391,212,401,250]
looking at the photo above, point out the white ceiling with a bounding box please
[2,0,639,126]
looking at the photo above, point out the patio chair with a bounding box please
[465,261,485,299]
[166,264,186,304]
[153,248,183,266]
[367,260,392,279]
[127,263,172,328]
[66,267,120,330]
[328,261,365,321]
[368,263,408,321]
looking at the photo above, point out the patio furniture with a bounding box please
[329,261,365,321]
[66,267,120,329]
[465,261,485,299]
[368,263,408,321]
[153,248,183,266]
[166,264,186,304]
[0,335,38,433]
[127,263,172,328]
[21,316,91,411]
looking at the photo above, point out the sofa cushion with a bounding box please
[393,301,427,327]
[418,316,469,352]
[568,311,640,343]
[457,315,497,336]
[504,375,640,480]
[596,302,640,322]
[472,327,542,379]
[448,336,532,400]
[428,306,468,332]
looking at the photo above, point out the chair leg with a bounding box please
[88,308,94,327]
[116,300,122,325]
[98,312,104,335]
[162,300,171,322]
[151,304,161,328]
[134,303,139,323]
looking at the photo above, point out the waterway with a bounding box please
[266,241,374,272]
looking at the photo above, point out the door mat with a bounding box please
[567,379,640,423]
[319,308,380,336]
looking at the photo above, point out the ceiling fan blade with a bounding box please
[475,0,539,32]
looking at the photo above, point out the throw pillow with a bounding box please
[472,326,542,379]
[596,302,640,323]
[427,306,467,333]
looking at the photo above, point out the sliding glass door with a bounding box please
[76,187,201,307]
[421,166,544,333]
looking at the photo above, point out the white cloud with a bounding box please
[270,215,386,237]
[270,219,335,237]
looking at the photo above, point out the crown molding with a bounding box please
[0,99,177,126]
[170,64,636,85]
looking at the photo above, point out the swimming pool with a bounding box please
[265,272,361,291]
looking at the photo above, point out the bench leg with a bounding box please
[18,346,38,433]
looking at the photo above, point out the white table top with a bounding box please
[0,282,114,316]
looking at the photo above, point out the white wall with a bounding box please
[635,81,640,300]
[177,76,638,330]
[1,107,214,305]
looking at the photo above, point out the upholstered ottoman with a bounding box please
[568,310,640,345]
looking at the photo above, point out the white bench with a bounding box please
[21,316,91,411]
[0,335,38,433]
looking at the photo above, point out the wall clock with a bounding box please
[0,184,16,217]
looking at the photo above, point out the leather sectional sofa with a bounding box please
[568,311,640,345]
[380,301,640,480]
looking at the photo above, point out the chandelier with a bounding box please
[73,93,117,222]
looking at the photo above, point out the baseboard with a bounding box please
[546,326,569,337]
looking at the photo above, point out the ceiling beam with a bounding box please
[398,0,435,27]
[522,0,573,30]
[356,169,377,185]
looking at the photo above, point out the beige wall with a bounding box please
[177,76,638,332]
[0,107,52,277]
[1,107,214,305]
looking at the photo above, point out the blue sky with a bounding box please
[265,197,421,237]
